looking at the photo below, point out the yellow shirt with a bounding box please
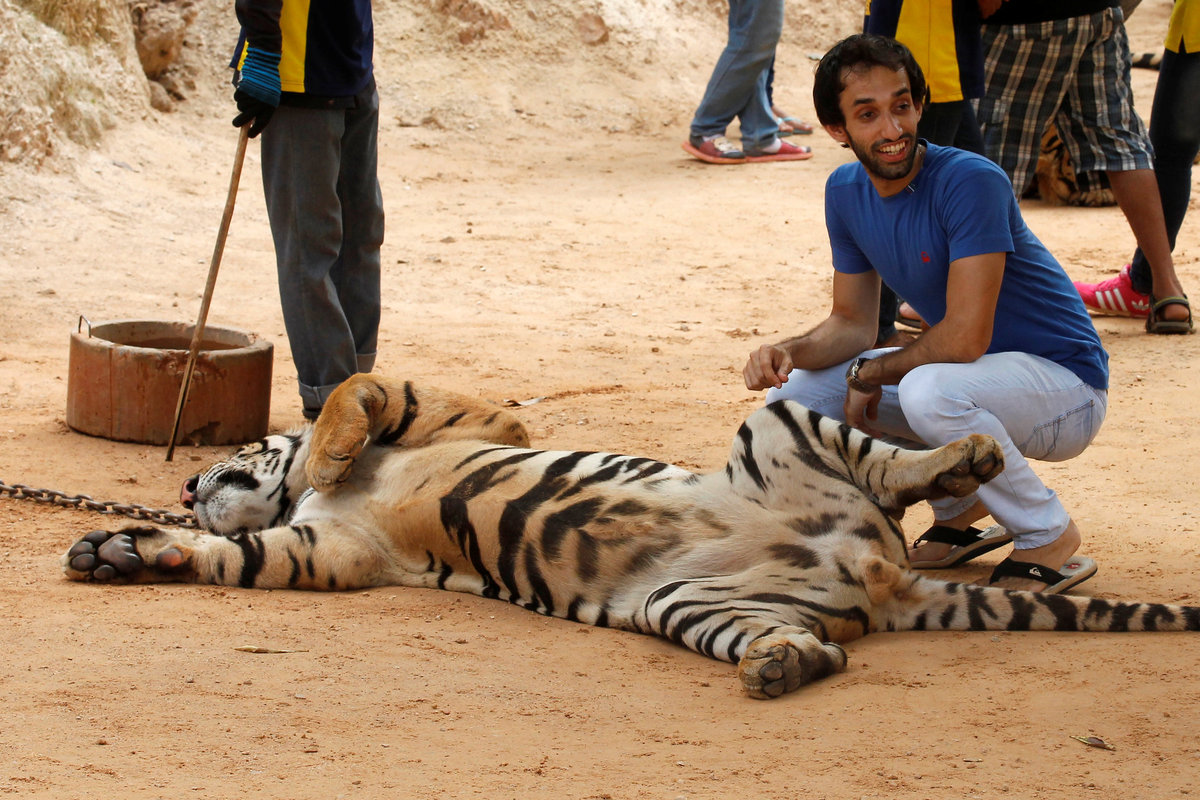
[1165,0,1199,54]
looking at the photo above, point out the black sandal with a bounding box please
[909,524,1011,569]
[988,556,1097,594]
[1145,294,1194,335]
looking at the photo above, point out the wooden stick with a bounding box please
[166,126,251,461]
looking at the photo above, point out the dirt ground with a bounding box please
[2,1,1199,798]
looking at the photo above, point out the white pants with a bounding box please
[766,349,1107,549]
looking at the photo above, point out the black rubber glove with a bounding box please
[232,89,276,138]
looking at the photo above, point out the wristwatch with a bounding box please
[845,357,877,393]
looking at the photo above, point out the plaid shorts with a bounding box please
[976,6,1153,196]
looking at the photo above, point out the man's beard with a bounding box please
[846,133,919,182]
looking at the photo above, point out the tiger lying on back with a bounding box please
[62,374,1200,698]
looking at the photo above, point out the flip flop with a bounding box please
[909,524,1012,569]
[1145,294,1194,335]
[988,555,1098,595]
[777,116,814,136]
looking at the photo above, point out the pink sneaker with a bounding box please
[1074,264,1150,318]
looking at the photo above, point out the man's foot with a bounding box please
[896,301,926,329]
[1146,294,1194,334]
[908,524,1012,569]
[682,135,745,164]
[1074,265,1150,318]
[989,520,1084,592]
[988,555,1097,594]
[907,501,992,565]
[772,107,814,136]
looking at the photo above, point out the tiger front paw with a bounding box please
[305,415,369,492]
[62,528,193,583]
[737,633,848,699]
[305,440,362,492]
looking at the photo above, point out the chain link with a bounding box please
[0,479,198,528]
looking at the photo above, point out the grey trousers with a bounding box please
[259,86,384,416]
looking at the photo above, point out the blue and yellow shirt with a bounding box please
[233,0,374,101]
[864,0,984,103]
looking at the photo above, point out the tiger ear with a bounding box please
[861,556,903,605]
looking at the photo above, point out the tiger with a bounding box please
[61,373,1200,699]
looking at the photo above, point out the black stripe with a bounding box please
[497,452,591,597]
[232,533,266,588]
[542,498,604,560]
[734,423,768,491]
[376,381,417,445]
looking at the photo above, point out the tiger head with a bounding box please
[180,431,312,536]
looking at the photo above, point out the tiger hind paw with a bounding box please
[933,434,1004,497]
[738,633,848,699]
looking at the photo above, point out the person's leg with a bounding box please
[260,105,361,417]
[1056,7,1187,323]
[952,100,985,155]
[876,284,903,346]
[916,100,965,147]
[1129,46,1200,294]
[1106,171,1187,319]
[896,353,1106,587]
[332,84,384,375]
[977,18,1078,196]
[689,0,784,147]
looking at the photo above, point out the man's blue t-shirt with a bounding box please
[825,143,1109,390]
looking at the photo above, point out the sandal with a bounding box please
[909,524,1012,569]
[777,116,814,136]
[988,556,1097,594]
[1145,294,1194,335]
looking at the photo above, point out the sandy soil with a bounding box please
[2,2,1199,798]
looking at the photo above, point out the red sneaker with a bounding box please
[1074,264,1150,318]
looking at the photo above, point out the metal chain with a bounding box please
[0,479,198,528]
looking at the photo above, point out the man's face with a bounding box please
[823,64,923,193]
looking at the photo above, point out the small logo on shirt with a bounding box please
[921,251,931,263]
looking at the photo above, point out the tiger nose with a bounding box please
[180,475,199,509]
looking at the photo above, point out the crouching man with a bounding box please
[743,35,1109,594]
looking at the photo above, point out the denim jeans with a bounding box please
[689,0,784,150]
[765,349,1107,549]
[1128,44,1200,295]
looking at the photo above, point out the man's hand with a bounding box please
[233,90,275,137]
[978,0,1006,19]
[744,344,793,390]
[232,45,281,138]
[843,385,883,437]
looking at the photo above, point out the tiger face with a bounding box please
[180,432,310,536]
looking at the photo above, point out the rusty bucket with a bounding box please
[66,318,273,446]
